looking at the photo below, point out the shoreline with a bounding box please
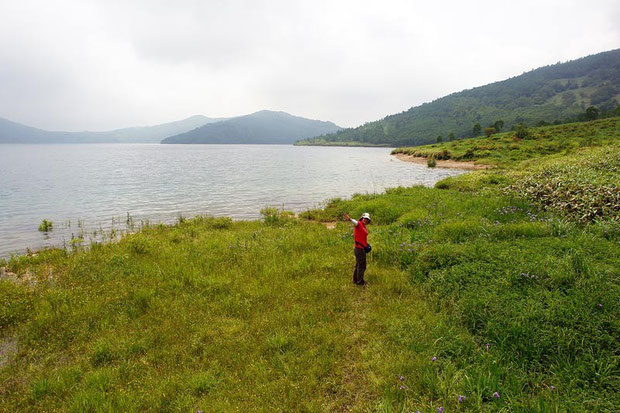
[392,153,489,170]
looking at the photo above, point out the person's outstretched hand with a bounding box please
[344,213,351,221]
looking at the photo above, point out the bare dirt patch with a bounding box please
[393,153,490,170]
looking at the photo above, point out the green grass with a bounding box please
[392,117,620,167]
[1,216,482,411]
[1,119,619,411]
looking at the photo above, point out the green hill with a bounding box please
[298,49,620,147]
[161,110,342,144]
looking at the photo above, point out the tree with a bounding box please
[473,123,482,136]
[515,123,530,139]
[436,136,443,143]
[585,106,599,121]
[484,127,496,137]
[448,132,455,141]
[493,120,504,132]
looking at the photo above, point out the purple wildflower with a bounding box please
[458,395,466,402]
[549,385,556,392]
[493,391,500,399]
[399,375,405,381]
[598,303,603,308]
[399,384,406,391]
[437,407,444,413]
[431,356,437,362]
[485,343,491,350]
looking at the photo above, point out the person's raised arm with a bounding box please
[344,213,358,226]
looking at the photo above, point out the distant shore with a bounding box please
[392,153,489,170]
[294,142,393,147]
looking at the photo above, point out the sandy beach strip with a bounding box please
[393,153,489,170]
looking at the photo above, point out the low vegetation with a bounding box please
[507,145,620,222]
[1,119,619,411]
[392,116,619,167]
[37,219,53,232]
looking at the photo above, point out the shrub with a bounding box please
[38,219,53,232]
[427,155,437,168]
[437,149,451,160]
[484,127,496,137]
[260,207,295,226]
[515,123,530,139]
[585,106,599,121]
[205,216,233,230]
[462,148,475,159]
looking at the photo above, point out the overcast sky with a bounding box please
[1,0,618,131]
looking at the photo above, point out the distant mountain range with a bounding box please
[161,110,342,144]
[0,111,342,145]
[298,48,620,147]
[0,115,223,144]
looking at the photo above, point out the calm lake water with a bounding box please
[0,144,464,257]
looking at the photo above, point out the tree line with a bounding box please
[435,104,620,143]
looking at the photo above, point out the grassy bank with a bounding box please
[1,120,619,411]
[391,117,619,167]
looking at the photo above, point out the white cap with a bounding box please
[360,212,371,222]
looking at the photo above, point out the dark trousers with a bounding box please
[353,247,367,284]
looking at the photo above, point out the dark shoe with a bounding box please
[355,280,366,286]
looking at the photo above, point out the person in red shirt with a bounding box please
[344,212,371,286]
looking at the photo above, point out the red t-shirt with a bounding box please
[354,221,368,248]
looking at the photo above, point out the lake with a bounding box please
[0,144,464,257]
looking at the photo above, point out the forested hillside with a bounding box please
[298,49,620,147]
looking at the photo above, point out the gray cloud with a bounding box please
[1,0,618,130]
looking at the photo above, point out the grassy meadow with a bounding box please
[1,119,619,411]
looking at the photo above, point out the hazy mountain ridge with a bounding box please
[298,49,620,147]
[0,115,222,143]
[161,110,342,144]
